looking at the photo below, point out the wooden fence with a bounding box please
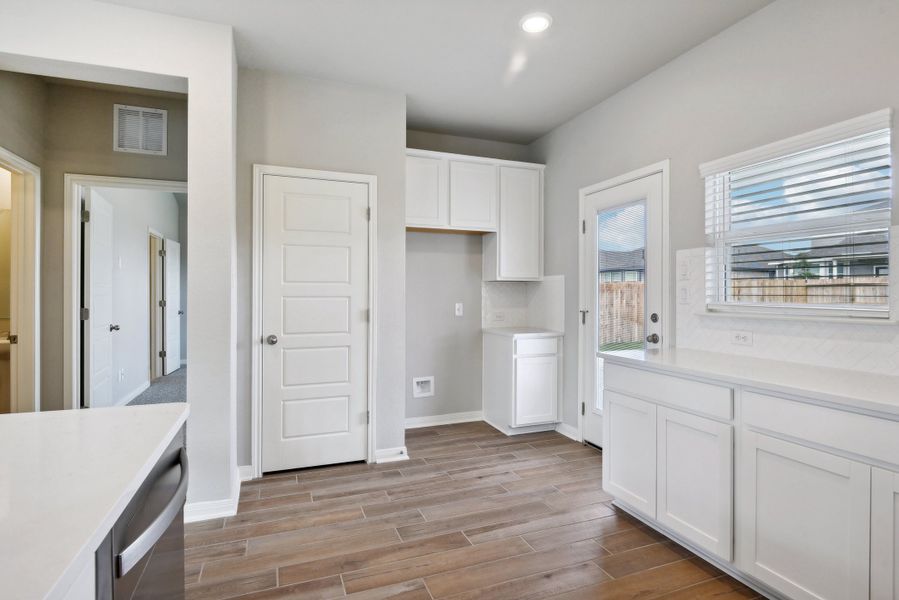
[599,282,644,348]
[731,276,888,305]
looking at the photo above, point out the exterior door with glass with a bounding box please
[580,171,664,447]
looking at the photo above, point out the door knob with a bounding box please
[646,333,659,344]
[109,324,121,332]
[266,335,278,346]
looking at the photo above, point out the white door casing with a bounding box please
[580,167,666,447]
[164,239,181,374]
[84,189,115,408]
[261,173,370,472]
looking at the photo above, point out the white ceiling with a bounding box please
[102,0,771,143]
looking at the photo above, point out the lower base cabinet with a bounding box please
[656,406,733,561]
[740,431,871,600]
[603,391,657,519]
[873,467,899,599]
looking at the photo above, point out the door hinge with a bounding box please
[581,402,586,416]
[366,410,371,425]
[81,209,90,223]
[159,350,167,358]
[8,334,17,345]
[80,307,90,321]
[366,207,371,221]
[159,300,167,308]
[159,249,166,257]
[582,219,586,234]
[363,308,370,322]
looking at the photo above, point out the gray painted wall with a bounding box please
[237,68,407,463]
[0,71,46,167]
[406,232,484,420]
[529,0,899,427]
[407,129,533,162]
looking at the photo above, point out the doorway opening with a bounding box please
[0,146,40,414]
[66,176,187,409]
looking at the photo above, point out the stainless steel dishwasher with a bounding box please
[95,427,187,599]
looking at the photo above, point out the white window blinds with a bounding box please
[703,110,892,317]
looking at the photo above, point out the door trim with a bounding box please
[577,160,670,444]
[63,174,187,410]
[250,164,378,480]
[0,145,41,412]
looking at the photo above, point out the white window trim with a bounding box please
[701,108,893,321]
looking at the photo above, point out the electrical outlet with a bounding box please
[455,302,464,317]
[730,330,753,346]
[118,368,125,383]
[678,285,691,305]
[493,312,505,322]
[677,258,690,281]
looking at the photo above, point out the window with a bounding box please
[702,110,892,318]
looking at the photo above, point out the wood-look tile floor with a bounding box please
[185,422,760,599]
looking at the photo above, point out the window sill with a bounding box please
[703,304,896,326]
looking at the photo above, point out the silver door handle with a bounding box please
[266,335,278,346]
[646,333,660,344]
[116,448,188,577]
[109,324,120,332]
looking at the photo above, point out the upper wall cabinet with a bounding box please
[405,149,544,281]
[449,160,497,230]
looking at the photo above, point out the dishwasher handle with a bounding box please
[115,447,189,578]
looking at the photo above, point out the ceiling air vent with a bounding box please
[113,104,167,155]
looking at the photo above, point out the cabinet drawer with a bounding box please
[743,391,899,468]
[515,337,558,356]
[604,363,732,420]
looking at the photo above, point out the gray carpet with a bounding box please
[128,367,187,405]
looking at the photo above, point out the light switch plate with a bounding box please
[455,302,464,317]
[678,285,691,305]
[677,258,690,281]
[730,330,753,346]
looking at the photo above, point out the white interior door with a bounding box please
[83,189,115,408]
[163,239,181,374]
[262,173,370,472]
[581,171,664,447]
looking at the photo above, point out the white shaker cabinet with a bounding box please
[406,153,448,227]
[483,329,561,435]
[602,390,657,519]
[740,431,871,600]
[656,406,733,561]
[483,166,543,281]
[873,467,899,599]
[448,159,497,230]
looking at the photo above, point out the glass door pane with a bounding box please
[597,201,647,350]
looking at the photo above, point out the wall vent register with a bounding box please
[113,104,168,155]
[702,109,892,318]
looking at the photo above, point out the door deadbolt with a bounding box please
[109,324,121,332]
[266,335,278,346]
[650,313,659,323]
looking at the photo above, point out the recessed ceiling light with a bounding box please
[520,12,552,34]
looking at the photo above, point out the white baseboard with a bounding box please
[115,381,151,406]
[238,465,256,482]
[374,446,410,463]
[405,411,483,429]
[184,465,240,523]
[556,422,581,442]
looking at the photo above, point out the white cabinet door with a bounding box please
[603,391,656,519]
[514,355,558,426]
[406,154,447,227]
[740,432,870,600]
[449,160,497,230]
[497,166,541,280]
[873,467,899,600]
[656,407,733,560]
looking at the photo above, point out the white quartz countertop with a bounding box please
[483,327,563,338]
[599,347,899,417]
[0,403,189,599]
